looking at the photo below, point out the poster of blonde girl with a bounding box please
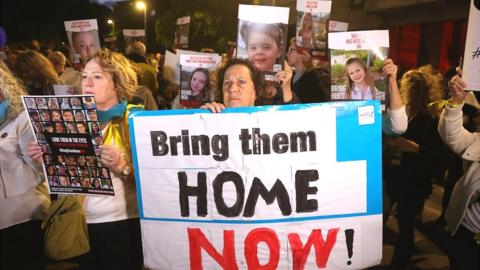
[329,30,390,105]
[295,0,332,50]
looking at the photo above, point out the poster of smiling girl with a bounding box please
[64,19,101,70]
[329,30,389,105]
[237,4,289,81]
[296,0,331,51]
[179,53,220,108]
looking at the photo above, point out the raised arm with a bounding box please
[438,70,476,155]
[382,59,407,134]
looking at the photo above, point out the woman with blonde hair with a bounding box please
[0,60,50,269]
[28,49,144,269]
[14,50,63,95]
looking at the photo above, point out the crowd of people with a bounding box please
[0,28,479,270]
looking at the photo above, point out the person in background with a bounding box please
[388,69,448,269]
[28,49,144,270]
[439,71,479,270]
[6,49,22,70]
[14,50,63,95]
[47,50,82,92]
[0,60,50,270]
[286,38,329,103]
[126,41,159,97]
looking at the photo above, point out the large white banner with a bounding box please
[130,101,383,269]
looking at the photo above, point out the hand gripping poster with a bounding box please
[462,0,480,91]
[23,95,114,195]
[237,5,289,81]
[329,30,389,105]
[64,19,101,70]
[130,101,383,269]
[179,54,221,108]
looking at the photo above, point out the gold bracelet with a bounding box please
[446,98,462,109]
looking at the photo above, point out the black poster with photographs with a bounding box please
[22,95,114,196]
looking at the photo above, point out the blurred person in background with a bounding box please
[48,50,82,92]
[0,60,50,270]
[15,50,63,95]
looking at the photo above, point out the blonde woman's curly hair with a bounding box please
[400,69,444,118]
[87,49,137,100]
[0,60,28,119]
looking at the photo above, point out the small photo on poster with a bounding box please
[123,29,146,50]
[237,5,289,81]
[22,95,114,196]
[64,19,101,68]
[174,16,190,49]
[179,54,220,108]
[329,30,389,103]
[295,0,331,51]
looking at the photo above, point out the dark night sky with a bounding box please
[0,0,242,49]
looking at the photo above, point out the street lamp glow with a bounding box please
[135,1,146,10]
[107,19,114,25]
[135,1,148,47]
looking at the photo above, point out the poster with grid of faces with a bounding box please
[22,95,114,196]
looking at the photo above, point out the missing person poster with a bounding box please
[329,20,349,32]
[237,5,289,81]
[329,30,389,104]
[179,54,221,108]
[64,19,101,70]
[175,16,191,49]
[23,95,114,196]
[296,0,331,50]
[123,29,146,49]
[462,0,480,91]
[130,101,383,269]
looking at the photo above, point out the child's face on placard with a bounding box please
[246,31,282,72]
[347,61,367,85]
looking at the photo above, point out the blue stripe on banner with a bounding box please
[130,101,383,221]
[129,110,144,219]
[140,212,381,224]
[335,100,383,215]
